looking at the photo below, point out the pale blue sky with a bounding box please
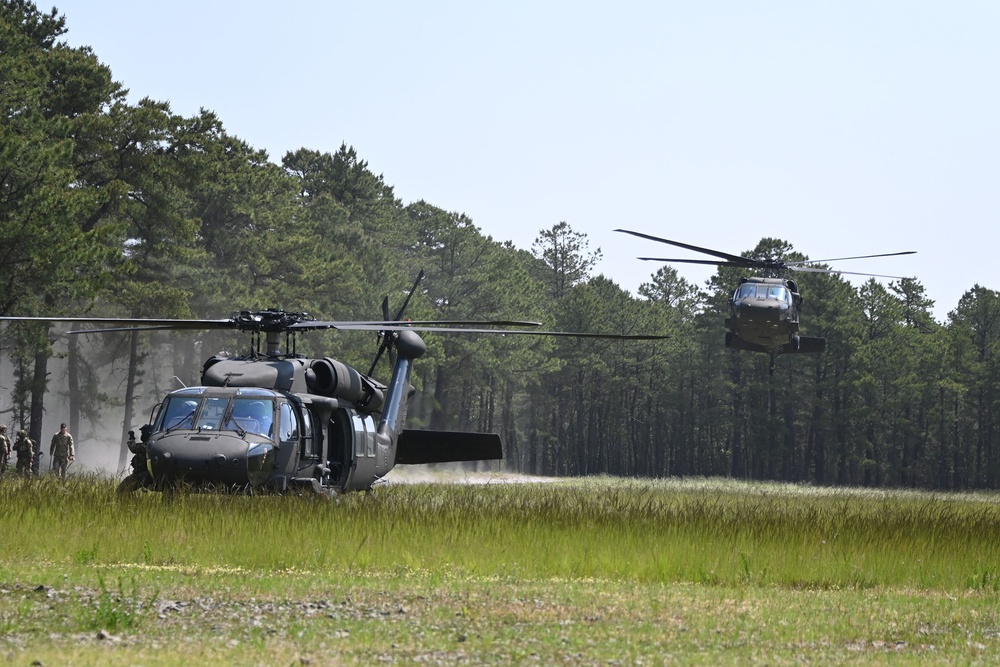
[52,1,1000,321]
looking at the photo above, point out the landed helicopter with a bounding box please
[0,273,665,493]
[616,229,916,373]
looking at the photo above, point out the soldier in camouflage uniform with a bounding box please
[118,424,153,493]
[0,425,9,476]
[14,430,34,476]
[49,423,74,479]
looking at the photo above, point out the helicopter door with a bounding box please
[326,408,353,488]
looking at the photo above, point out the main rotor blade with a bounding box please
[3,314,660,339]
[58,321,665,339]
[616,229,750,264]
[0,314,544,333]
[788,266,916,280]
[337,324,667,339]
[637,257,758,268]
[787,250,916,266]
[295,319,543,331]
[0,316,235,329]
[69,325,197,334]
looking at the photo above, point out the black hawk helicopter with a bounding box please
[616,229,916,373]
[0,273,665,493]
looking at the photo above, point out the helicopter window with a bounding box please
[278,402,299,444]
[737,284,756,299]
[302,408,313,441]
[767,286,787,301]
[299,407,319,459]
[157,397,200,431]
[196,397,229,430]
[226,398,274,438]
[351,414,368,456]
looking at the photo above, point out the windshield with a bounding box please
[736,284,788,301]
[156,397,199,431]
[154,395,275,438]
[226,398,274,438]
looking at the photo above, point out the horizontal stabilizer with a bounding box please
[396,430,503,465]
[780,336,827,355]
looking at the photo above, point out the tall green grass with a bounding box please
[2,475,999,592]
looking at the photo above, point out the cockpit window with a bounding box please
[736,283,792,302]
[197,397,229,430]
[227,398,274,438]
[153,395,275,439]
[156,397,199,431]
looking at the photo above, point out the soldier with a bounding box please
[13,430,34,476]
[49,423,75,479]
[0,425,9,476]
[119,424,153,493]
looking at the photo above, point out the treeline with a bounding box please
[3,2,1000,489]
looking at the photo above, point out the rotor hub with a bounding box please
[231,309,314,333]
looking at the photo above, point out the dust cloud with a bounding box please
[72,436,129,477]
[383,465,555,486]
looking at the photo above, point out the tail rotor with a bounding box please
[366,270,424,377]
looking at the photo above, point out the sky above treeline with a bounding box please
[52,1,1000,322]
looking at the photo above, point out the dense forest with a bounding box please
[3,1,1000,489]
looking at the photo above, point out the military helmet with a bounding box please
[17,429,26,437]
[0,424,5,432]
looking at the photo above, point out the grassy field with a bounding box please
[1,474,999,665]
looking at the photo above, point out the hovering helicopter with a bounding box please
[0,273,665,493]
[616,229,916,373]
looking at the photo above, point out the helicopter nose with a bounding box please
[148,433,273,486]
[735,300,784,323]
